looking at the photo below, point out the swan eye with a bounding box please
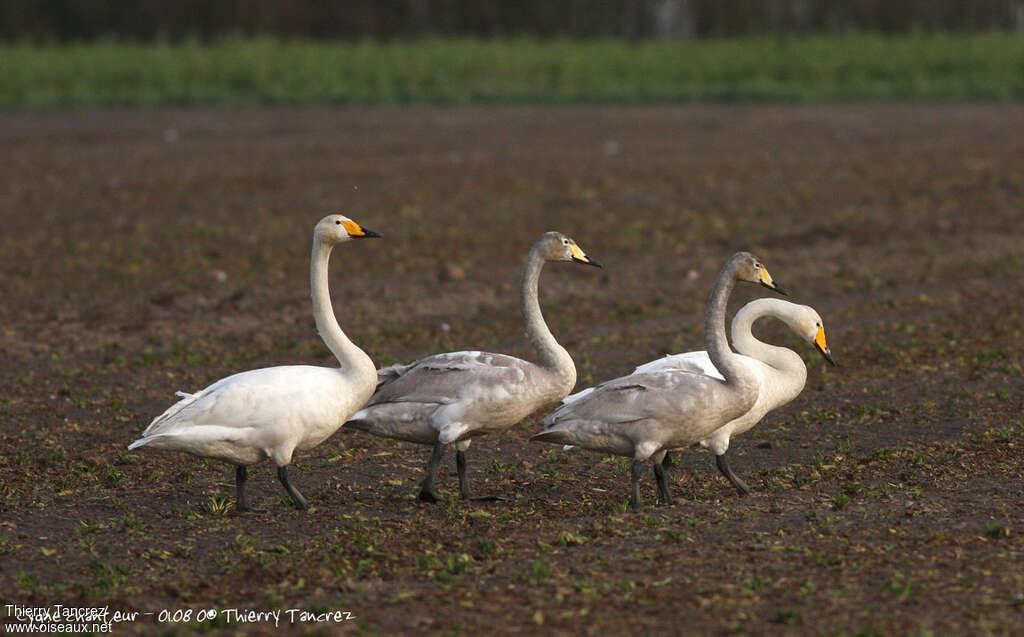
[335,220,341,225]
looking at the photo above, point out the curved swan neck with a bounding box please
[310,238,373,376]
[731,299,807,376]
[521,242,575,383]
[704,255,754,388]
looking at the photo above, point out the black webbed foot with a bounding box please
[653,460,674,505]
[417,488,442,503]
[715,453,752,496]
[277,466,309,510]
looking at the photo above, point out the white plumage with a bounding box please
[133,366,367,466]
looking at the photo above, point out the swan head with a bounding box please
[538,231,602,267]
[315,214,382,245]
[733,252,787,295]
[794,305,836,366]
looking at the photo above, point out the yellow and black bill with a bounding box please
[758,267,788,296]
[341,220,382,238]
[569,242,602,267]
[815,325,836,366]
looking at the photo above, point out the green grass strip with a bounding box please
[2,32,1023,109]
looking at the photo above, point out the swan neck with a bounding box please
[310,239,373,376]
[731,299,807,376]
[704,257,752,388]
[521,244,575,384]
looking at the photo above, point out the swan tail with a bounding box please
[143,389,206,435]
[343,418,372,432]
[375,362,416,389]
[531,428,575,446]
[561,387,594,405]
[124,427,255,461]
[437,423,470,445]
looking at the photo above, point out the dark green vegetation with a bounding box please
[3,33,1024,109]
[1,105,1023,634]
[7,0,1017,42]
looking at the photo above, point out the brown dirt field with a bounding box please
[1,104,1023,635]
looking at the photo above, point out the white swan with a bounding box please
[128,215,381,511]
[345,231,601,502]
[564,297,835,494]
[533,252,786,508]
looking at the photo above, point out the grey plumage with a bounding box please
[535,368,750,457]
[347,350,557,445]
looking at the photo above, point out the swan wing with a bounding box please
[539,369,754,448]
[346,351,533,443]
[374,361,418,390]
[562,352,723,408]
[547,371,713,426]
[632,351,723,378]
[364,351,528,407]
[141,366,346,437]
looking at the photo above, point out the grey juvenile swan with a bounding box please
[533,252,785,508]
[129,215,381,511]
[345,231,600,502]
[564,297,835,496]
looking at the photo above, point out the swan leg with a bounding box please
[715,453,752,496]
[235,465,254,512]
[456,450,510,502]
[653,459,674,505]
[456,449,471,498]
[630,460,644,510]
[418,440,446,503]
[276,466,309,510]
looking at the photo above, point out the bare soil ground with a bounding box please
[1,104,1022,635]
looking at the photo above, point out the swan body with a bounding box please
[563,298,835,493]
[346,231,600,501]
[134,366,370,465]
[354,351,572,446]
[540,369,755,456]
[129,214,381,510]
[534,252,786,508]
